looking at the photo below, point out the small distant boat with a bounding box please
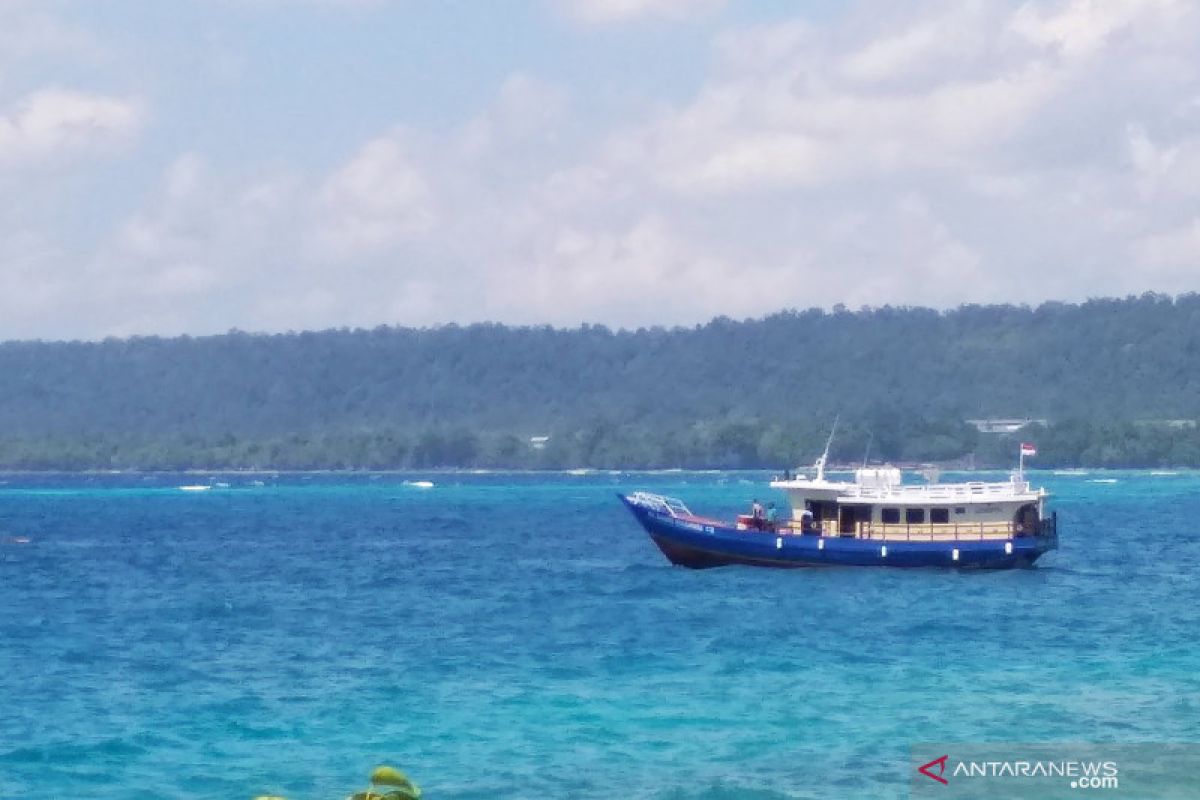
[620,438,1057,570]
[178,485,211,492]
[404,480,435,489]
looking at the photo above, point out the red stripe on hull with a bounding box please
[650,535,825,569]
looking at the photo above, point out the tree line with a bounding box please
[1,293,1198,469]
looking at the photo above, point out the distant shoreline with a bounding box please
[0,464,1192,475]
[3,297,1200,472]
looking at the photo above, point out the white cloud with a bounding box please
[80,136,439,335]
[0,2,104,77]
[841,22,948,84]
[554,0,724,25]
[0,228,69,330]
[0,88,143,169]
[543,0,1200,317]
[455,72,570,161]
[623,8,1076,196]
[6,0,1200,338]
[1008,0,1183,60]
[312,133,434,257]
[1126,124,1200,199]
[1137,218,1200,267]
[83,153,308,335]
[214,0,387,7]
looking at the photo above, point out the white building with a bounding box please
[966,418,1046,434]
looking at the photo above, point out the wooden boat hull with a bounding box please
[620,494,1056,570]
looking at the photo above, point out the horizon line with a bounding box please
[2,290,1193,347]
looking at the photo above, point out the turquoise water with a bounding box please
[1,470,1198,799]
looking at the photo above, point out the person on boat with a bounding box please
[751,499,765,530]
[766,502,779,532]
[800,508,815,534]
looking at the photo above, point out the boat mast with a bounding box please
[815,416,839,482]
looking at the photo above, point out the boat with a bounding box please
[619,440,1057,569]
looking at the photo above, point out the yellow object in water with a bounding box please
[369,766,415,788]
[253,764,420,800]
[347,764,420,800]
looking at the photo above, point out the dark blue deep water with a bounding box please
[1,471,1198,798]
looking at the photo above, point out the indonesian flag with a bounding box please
[1020,442,1037,457]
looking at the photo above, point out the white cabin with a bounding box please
[768,467,1047,541]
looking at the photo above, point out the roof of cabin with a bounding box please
[769,473,1044,505]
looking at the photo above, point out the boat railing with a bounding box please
[807,518,1046,541]
[842,478,1032,501]
[626,491,693,518]
[858,520,1012,541]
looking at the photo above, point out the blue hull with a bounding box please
[619,494,1056,570]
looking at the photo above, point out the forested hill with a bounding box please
[2,293,1200,469]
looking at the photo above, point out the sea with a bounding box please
[1,470,1197,799]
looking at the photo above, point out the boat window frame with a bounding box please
[930,507,950,524]
[881,507,901,524]
[905,507,925,524]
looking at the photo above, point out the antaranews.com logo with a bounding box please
[910,743,1199,799]
[917,753,1118,790]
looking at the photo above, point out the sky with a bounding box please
[2,0,1199,340]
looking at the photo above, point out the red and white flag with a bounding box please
[1020,442,1037,457]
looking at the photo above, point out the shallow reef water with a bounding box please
[1,470,1197,798]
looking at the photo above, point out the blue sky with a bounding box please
[2,0,1199,339]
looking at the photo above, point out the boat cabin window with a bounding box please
[954,506,966,515]
[930,508,950,524]
[881,507,900,524]
[905,508,925,524]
